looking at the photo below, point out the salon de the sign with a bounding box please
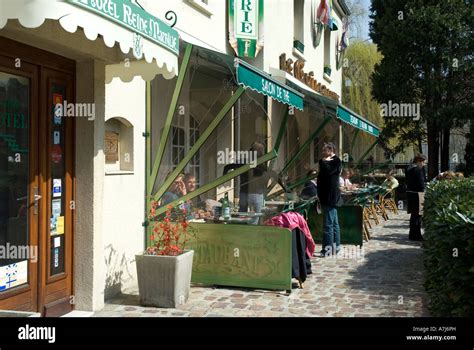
[67,0,179,55]
[279,53,340,101]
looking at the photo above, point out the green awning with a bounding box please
[337,105,380,137]
[235,59,304,110]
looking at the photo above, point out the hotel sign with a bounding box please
[279,53,340,101]
[67,0,179,56]
[229,0,264,58]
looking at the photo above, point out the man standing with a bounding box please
[406,154,427,241]
[317,142,342,256]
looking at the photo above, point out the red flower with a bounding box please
[145,202,195,256]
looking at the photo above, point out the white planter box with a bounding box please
[135,250,194,308]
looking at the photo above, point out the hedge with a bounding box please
[423,177,474,317]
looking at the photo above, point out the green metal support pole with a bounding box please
[266,172,318,199]
[356,138,380,166]
[281,115,332,175]
[145,81,152,248]
[273,107,290,154]
[148,43,193,193]
[153,150,277,217]
[266,107,290,192]
[153,86,246,202]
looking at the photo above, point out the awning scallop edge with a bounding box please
[0,0,178,81]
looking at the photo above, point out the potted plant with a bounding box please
[324,64,332,76]
[135,204,195,308]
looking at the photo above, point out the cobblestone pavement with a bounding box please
[93,212,429,317]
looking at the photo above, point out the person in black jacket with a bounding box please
[405,154,427,241]
[317,142,342,256]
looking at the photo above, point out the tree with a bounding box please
[342,41,385,160]
[345,0,369,40]
[369,0,473,178]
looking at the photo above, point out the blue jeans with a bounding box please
[322,205,340,255]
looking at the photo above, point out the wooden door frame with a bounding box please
[0,36,76,315]
[38,67,75,316]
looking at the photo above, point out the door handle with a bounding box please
[34,187,41,215]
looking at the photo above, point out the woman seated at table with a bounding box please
[382,170,399,191]
[161,174,197,216]
[161,174,186,205]
[339,169,355,190]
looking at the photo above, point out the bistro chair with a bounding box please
[374,188,389,221]
[382,188,398,214]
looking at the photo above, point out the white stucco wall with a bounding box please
[263,0,346,99]
[103,77,146,298]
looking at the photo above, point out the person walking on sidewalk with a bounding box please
[405,154,427,241]
[317,142,342,256]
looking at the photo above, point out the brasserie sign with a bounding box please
[67,0,179,55]
[229,0,264,58]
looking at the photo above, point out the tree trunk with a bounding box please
[440,128,450,171]
[427,122,439,179]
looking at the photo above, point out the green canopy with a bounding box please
[235,59,304,111]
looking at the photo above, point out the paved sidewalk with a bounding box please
[93,212,429,317]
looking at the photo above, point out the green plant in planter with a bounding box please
[136,204,196,308]
[147,204,195,256]
[423,178,474,317]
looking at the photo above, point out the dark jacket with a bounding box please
[406,164,426,192]
[406,164,426,214]
[317,155,342,207]
[300,180,318,199]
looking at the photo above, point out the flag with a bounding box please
[339,17,349,50]
[316,0,330,26]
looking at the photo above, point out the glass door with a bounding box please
[0,59,39,311]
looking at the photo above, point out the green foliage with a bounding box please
[342,41,384,158]
[423,178,474,317]
[369,0,473,159]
